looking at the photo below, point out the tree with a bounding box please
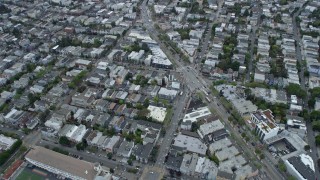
[241,132,246,138]
[76,142,85,151]
[153,96,159,104]
[304,145,311,151]
[110,168,114,173]
[209,154,219,165]
[310,110,320,122]
[259,154,265,159]
[191,122,199,132]
[143,98,150,108]
[127,159,133,166]
[286,83,306,98]
[243,9,249,17]
[59,136,71,146]
[278,161,287,172]
[107,152,113,159]
[245,137,250,142]
[141,43,150,52]
[287,176,296,180]
[111,21,116,27]
[315,135,320,146]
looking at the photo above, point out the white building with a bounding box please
[0,134,17,151]
[251,109,280,141]
[284,154,315,180]
[25,146,97,180]
[147,105,167,122]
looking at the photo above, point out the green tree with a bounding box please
[209,154,219,165]
[107,152,113,159]
[143,98,150,108]
[278,161,287,172]
[241,132,246,138]
[59,136,71,146]
[286,83,306,98]
[315,135,320,146]
[191,122,199,132]
[76,142,85,151]
[304,145,311,151]
[141,43,150,52]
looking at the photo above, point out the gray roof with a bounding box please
[287,156,315,180]
[133,143,153,159]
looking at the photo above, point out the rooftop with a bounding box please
[25,146,96,179]
[173,134,207,155]
[286,154,315,180]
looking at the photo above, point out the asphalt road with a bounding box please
[246,3,262,81]
[155,87,190,167]
[292,4,319,179]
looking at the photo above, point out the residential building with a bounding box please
[251,109,280,141]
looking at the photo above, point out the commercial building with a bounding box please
[285,154,315,180]
[197,120,225,139]
[0,134,17,151]
[180,153,199,176]
[157,87,178,100]
[173,134,207,155]
[25,146,97,180]
[183,107,211,123]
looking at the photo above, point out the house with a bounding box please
[105,136,120,153]
[74,59,92,70]
[132,143,153,163]
[158,87,178,100]
[25,116,39,130]
[34,100,49,112]
[30,85,45,94]
[117,140,134,158]
[71,88,97,108]
[4,109,25,126]
[45,118,63,131]
[109,116,126,132]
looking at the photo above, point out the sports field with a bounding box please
[15,169,45,180]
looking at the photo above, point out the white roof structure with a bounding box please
[45,118,63,131]
[183,107,211,123]
[0,134,17,151]
[147,105,167,122]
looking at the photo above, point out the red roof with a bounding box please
[2,159,23,180]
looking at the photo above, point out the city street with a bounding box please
[155,87,190,167]
[140,0,284,178]
[292,3,319,179]
[246,3,262,81]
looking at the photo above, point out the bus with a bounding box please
[202,89,208,96]
[206,96,211,103]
